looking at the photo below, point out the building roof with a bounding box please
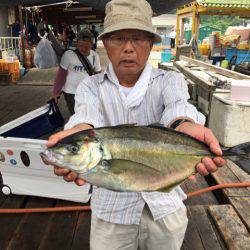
[0,0,192,15]
[152,14,177,27]
[197,0,250,9]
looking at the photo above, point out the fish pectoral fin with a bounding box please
[156,179,185,193]
[107,159,161,174]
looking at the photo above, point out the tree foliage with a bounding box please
[200,16,244,33]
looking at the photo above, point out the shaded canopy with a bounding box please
[1,0,192,15]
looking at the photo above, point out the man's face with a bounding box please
[77,40,92,56]
[103,29,153,76]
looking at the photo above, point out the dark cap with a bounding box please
[77,29,94,41]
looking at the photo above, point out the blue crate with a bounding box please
[0,100,65,139]
[161,49,172,63]
[226,48,250,64]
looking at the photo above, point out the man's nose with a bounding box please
[123,39,135,53]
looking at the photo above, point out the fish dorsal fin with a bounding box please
[113,124,137,128]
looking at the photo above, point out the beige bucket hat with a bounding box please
[98,0,162,42]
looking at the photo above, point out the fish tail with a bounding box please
[223,142,250,174]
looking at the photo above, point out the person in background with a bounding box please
[12,20,20,37]
[52,30,101,115]
[90,25,99,51]
[46,0,226,249]
[67,26,76,48]
[169,28,176,48]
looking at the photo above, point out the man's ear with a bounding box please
[102,39,107,49]
[149,40,153,51]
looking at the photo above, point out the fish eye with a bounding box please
[67,145,79,154]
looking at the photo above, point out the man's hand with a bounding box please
[43,124,92,186]
[176,122,227,176]
[51,95,61,104]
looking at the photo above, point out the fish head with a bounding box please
[41,138,107,173]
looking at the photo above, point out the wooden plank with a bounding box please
[209,205,250,250]
[211,162,250,197]
[182,175,218,206]
[226,161,250,184]
[38,200,80,250]
[229,197,250,232]
[0,195,26,249]
[71,210,91,250]
[190,206,226,250]
[6,197,54,250]
[180,56,250,80]
[181,206,205,250]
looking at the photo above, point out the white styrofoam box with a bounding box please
[230,79,250,102]
[0,137,90,203]
[208,93,250,147]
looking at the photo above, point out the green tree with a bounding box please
[200,15,244,33]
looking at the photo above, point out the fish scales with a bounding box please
[101,138,208,172]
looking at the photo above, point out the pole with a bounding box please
[18,3,25,67]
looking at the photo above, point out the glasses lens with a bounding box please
[108,35,149,47]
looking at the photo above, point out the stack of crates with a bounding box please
[0,59,20,83]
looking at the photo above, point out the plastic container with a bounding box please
[161,49,172,63]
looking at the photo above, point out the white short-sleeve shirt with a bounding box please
[60,49,101,94]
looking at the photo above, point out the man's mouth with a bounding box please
[120,60,136,66]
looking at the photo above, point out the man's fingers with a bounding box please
[46,128,79,148]
[54,166,71,176]
[196,162,209,176]
[75,178,86,186]
[47,131,67,147]
[188,175,196,181]
[210,142,223,156]
[202,157,217,173]
[63,171,78,182]
[213,157,227,167]
[204,130,222,156]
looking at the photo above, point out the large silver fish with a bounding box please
[41,126,250,192]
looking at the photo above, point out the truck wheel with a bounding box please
[2,185,11,195]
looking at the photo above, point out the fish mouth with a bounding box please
[40,150,63,165]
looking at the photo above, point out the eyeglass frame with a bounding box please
[103,32,154,47]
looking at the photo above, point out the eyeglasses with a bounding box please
[106,35,151,47]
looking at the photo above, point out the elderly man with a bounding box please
[52,29,101,115]
[47,0,226,249]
